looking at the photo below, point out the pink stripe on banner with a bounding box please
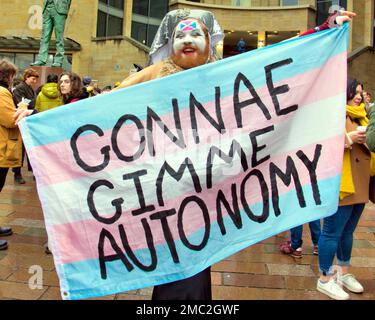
[30,52,346,187]
[52,134,344,264]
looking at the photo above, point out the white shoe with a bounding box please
[317,279,350,300]
[338,274,364,293]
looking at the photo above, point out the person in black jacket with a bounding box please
[12,68,39,184]
[12,68,39,109]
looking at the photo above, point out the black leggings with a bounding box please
[152,267,212,300]
[0,167,9,192]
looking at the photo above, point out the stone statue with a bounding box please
[31,0,72,67]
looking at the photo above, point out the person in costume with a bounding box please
[115,8,357,300]
[117,10,223,90]
[117,9,224,300]
[316,78,373,300]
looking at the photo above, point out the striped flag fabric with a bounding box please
[20,24,348,300]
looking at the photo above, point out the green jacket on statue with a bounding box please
[43,0,72,15]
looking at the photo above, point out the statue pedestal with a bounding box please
[31,66,64,90]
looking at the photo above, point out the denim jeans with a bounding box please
[318,204,365,275]
[290,219,321,250]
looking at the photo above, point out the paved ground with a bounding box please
[0,169,374,300]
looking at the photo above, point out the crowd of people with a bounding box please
[3,68,121,185]
[0,8,374,301]
[0,67,121,249]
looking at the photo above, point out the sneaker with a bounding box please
[0,226,12,236]
[14,175,26,184]
[338,273,364,293]
[0,240,8,250]
[317,278,350,300]
[279,241,302,258]
[313,245,318,255]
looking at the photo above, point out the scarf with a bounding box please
[340,103,375,200]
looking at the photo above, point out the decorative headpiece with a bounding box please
[148,9,224,66]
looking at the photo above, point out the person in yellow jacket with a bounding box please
[0,59,19,250]
[35,74,63,112]
[316,79,372,300]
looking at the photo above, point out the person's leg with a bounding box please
[335,204,365,293]
[279,225,303,258]
[337,203,364,270]
[13,144,26,184]
[0,168,12,250]
[26,153,32,172]
[308,219,321,245]
[0,167,9,192]
[318,206,352,279]
[290,225,303,250]
[316,206,353,300]
[13,168,25,184]
[152,267,212,300]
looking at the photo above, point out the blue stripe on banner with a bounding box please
[60,174,340,300]
[20,25,348,148]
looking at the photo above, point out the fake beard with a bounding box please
[171,46,210,69]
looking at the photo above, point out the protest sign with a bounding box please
[20,25,348,300]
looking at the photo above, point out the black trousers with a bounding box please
[0,167,9,192]
[152,267,212,300]
[12,143,32,175]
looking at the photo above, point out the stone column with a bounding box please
[124,0,133,37]
[347,0,353,52]
[364,0,374,47]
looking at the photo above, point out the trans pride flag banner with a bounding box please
[20,25,348,300]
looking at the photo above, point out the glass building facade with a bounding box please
[131,0,169,46]
[97,0,125,37]
[281,0,299,5]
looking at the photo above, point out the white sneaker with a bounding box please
[338,274,364,293]
[317,279,350,300]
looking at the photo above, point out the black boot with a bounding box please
[14,174,26,184]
